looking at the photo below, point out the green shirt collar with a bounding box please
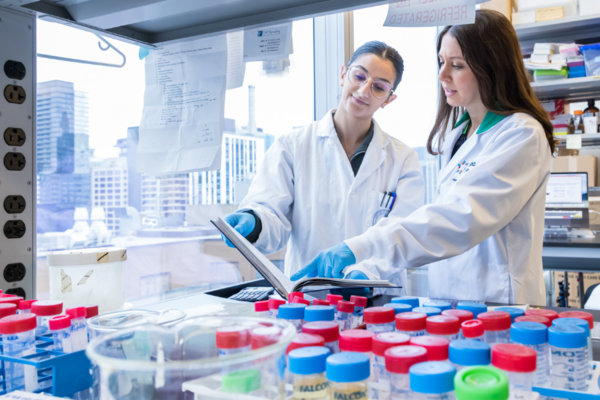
[454,111,507,135]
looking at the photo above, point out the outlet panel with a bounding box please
[0,9,35,298]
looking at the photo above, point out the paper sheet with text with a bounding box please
[384,0,477,27]
[137,35,227,175]
[243,22,292,62]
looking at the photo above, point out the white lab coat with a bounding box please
[239,110,425,295]
[345,112,551,305]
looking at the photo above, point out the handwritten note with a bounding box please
[137,35,227,174]
[244,22,292,62]
[384,0,477,27]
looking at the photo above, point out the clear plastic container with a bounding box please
[491,343,536,398]
[0,314,38,392]
[511,321,549,387]
[477,311,511,346]
[86,308,186,340]
[350,295,368,328]
[386,345,428,400]
[335,301,355,331]
[454,366,509,400]
[580,43,600,77]
[456,302,487,319]
[548,324,588,391]
[494,307,524,323]
[449,340,491,371]
[423,300,452,312]
[557,310,594,371]
[31,300,63,336]
[49,315,73,353]
[410,361,456,399]
[410,336,450,362]
[461,320,484,341]
[372,332,411,399]
[278,303,306,332]
[384,302,413,315]
[304,305,335,323]
[426,315,460,341]
[268,299,287,318]
[254,300,269,317]
[87,316,296,399]
[396,312,428,337]
[391,296,421,309]
[302,321,340,354]
[66,307,88,351]
[364,307,396,333]
[327,352,370,400]
[285,333,326,396]
[289,347,331,400]
[338,329,375,397]
[47,247,127,313]
[17,300,37,315]
[413,307,442,317]
[553,317,593,372]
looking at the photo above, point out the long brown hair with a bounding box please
[427,9,556,155]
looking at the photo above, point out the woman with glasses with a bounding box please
[221,41,425,296]
[293,10,555,305]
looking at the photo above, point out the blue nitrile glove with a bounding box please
[222,212,256,248]
[330,270,372,298]
[290,243,356,281]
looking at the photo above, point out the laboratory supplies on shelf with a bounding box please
[278,303,306,332]
[449,340,491,371]
[289,347,331,400]
[254,300,269,317]
[510,322,549,387]
[48,315,73,353]
[426,315,461,341]
[461,320,484,341]
[335,301,355,331]
[454,366,509,400]
[364,307,396,333]
[412,307,442,317]
[423,300,452,312]
[581,44,600,77]
[395,312,428,337]
[457,302,487,318]
[302,321,340,354]
[478,311,512,346]
[492,343,537,399]
[267,299,286,318]
[410,361,456,400]
[385,345,428,399]
[391,296,420,308]
[350,295,367,328]
[326,352,370,400]
[30,301,62,336]
[304,305,335,322]
[548,324,588,391]
[410,336,450,362]
[494,307,524,323]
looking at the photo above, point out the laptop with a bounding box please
[545,172,589,229]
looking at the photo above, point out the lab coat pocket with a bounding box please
[369,190,390,227]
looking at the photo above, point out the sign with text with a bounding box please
[384,0,477,27]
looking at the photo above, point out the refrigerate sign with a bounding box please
[384,0,476,27]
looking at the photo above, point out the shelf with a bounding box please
[515,13,600,49]
[554,133,600,149]
[530,76,600,102]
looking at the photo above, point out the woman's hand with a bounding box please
[291,243,356,281]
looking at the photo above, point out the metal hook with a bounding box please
[38,33,127,68]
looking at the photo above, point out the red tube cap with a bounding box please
[410,336,449,361]
[364,307,395,324]
[515,315,551,328]
[462,319,484,338]
[385,345,428,374]
[492,343,537,373]
[339,329,375,352]
[255,300,269,313]
[372,332,410,357]
[395,312,427,332]
[326,294,343,306]
[216,326,251,349]
[251,326,281,350]
[0,296,22,308]
[337,301,355,314]
[66,307,86,319]
[31,301,63,316]
[18,300,37,311]
[289,292,304,302]
[286,333,325,354]
[558,311,594,329]
[0,304,17,319]
[292,297,311,306]
[85,305,99,319]
[442,309,473,324]
[477,311,511,331]
[49,315,71,331]
[350,296,368,308]
[302,321,339,342]
[426,315,460,335]
[525,309,558,322]
[0,314,36,334]
[268,299,287,311]
[312,299,330,306]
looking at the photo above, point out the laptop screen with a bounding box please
[545,172,589,227]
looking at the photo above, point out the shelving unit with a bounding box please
[531,76,600,102]
[554,133,600,150]
[515,13,600,51]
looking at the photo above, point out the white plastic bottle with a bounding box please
[549,324,588,391]
[510,321,549,387]
[410,361,457,399]
[0,314,38,392]
[48,315,73,353]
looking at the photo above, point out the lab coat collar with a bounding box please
[351,120,390,190]
[453,110,507,135]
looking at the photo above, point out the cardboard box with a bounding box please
[553,271,600,308]
[480,0,515,21]
[551,155,598,187]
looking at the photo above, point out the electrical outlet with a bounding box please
[3,85,26,104]
[3,263,25,282]
[3,128,25,146]
[4,152,25,171]
[3,60,26,80]
[5,288,26,298]
[4,195,25,214]
[3,220,25,239]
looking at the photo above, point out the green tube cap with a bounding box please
[221,369,261,394]
[455,366,509,400]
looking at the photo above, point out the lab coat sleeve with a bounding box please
[345,121,547,269]
[344,148,426,282]
[238,136,295,254]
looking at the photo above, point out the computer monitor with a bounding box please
[545,172,589,228]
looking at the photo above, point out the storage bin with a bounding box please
[581,44,600,77]
[48,247,127,314]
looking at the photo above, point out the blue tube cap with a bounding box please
[449,340,491,366]
[304,306,335,322]
[410,362,456,394]
[384,303,412,315]
[423,300,452,312]
[391,297,420,308]
[326,352,370,383]
[412,307,441,317]
[494,307,524,323]
[457,302,487,318]
[289,346,331,375]
[553,318,590,338]
[278,303,306,320]
[511,322,547,345]
[548,325,587,349]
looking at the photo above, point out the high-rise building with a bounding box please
[141,173,190,225]
[91,157,128,235]
[414,146,440,205]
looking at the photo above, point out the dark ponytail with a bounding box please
[348,41,405,90]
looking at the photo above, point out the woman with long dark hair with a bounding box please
[294,10,555,305]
